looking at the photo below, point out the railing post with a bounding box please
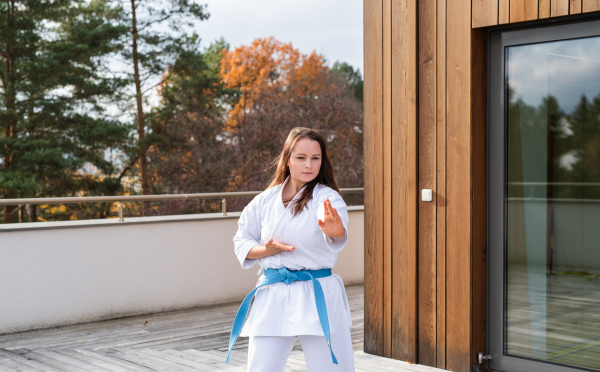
[118,202,124,222]
[222,198,227,216]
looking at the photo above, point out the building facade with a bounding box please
[363,1,600,372]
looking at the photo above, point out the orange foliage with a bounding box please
[221,37,329,128]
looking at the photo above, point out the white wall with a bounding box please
[0,208,364,335]
[507,200,600,274]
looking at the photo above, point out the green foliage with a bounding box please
[0,0,131,222]
[507,90,600,201]
[144,39,237,214]
[330,61,363,103]
[114,0,210,202]
[0,0,365,222]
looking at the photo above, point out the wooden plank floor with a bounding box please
[506,264,600,371]
[0,285,448,372]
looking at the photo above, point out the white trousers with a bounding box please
[247,331,355,372]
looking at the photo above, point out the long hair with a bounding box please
[267,127,339,216]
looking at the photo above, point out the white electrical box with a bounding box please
[421,189,433,202]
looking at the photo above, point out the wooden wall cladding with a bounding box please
[473,0,600,27]
[510,0,538,22]
[418,0,438,367]
[552,0,570,17]
[365,0,600,371]
[363,0,384,357]
[583,0,600,12]
[363,0,486,371]
[446,0,473,369]
[435,0,448,367]
[390,0,419,362]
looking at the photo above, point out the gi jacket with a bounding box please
[233,177,352,337]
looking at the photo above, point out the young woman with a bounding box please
[227,127,355,371]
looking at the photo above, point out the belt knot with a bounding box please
[279,267,298,284]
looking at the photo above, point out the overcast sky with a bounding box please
[194,0,364,74]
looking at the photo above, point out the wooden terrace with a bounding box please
[0,285,448,372]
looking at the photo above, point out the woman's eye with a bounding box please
[297,157,305,160]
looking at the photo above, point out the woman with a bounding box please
[227,127,355,371]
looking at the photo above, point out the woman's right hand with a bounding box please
[246,239,295,259]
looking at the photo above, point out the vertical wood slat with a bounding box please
[418,0,437,366]
[540,0,552,17]
[391,0,418,363]
[471,28,488,371]
[382,0,393,359]
[472,0,499,27]
[499,0,510,23]
[436,0,447,368]
[583,0,600,11]
[510,0,538,22]
[570,0,583,13]
[446,0,471,370]
[363,0,384,357]
[551,0,570,16]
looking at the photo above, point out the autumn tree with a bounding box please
[146,38,238,215]
[220,38,363,205]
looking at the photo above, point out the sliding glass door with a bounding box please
[489,20,600,372]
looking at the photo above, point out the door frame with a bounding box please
[488,18,600,372]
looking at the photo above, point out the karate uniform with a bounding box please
[233,176,355,371]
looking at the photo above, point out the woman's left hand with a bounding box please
[318,199,345,239]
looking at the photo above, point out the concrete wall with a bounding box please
[0,208,364,335]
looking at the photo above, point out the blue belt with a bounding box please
[226,267,337,364]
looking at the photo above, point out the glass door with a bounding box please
[489,20,600,372]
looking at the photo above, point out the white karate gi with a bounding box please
[233,176,355,371]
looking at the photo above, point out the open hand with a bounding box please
[247,239,294,259]
[317,199,345,239]
[264,239,295,255]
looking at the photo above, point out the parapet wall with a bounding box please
[0,208,364,335]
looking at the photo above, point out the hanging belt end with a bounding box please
[331,350,338,364]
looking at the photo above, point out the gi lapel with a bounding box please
[269,176,305,241]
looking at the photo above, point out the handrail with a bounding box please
[0,188,364,220]
[508,182,600,186]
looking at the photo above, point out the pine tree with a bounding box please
[117,0,209,214]
[0,0,130,223]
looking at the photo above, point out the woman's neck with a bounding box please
[286,177,306,196]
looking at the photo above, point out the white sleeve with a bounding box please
[316,187,349,253]
[233,196,262,269]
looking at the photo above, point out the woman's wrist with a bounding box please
[325,229,345,240]
[246,245,267,260]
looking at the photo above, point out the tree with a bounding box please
[146,38,237,215]
[220,38,363,208]
[0,0,130,223]
[330,61,363,103]
[118,0,209,213]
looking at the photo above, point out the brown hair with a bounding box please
[268,127,339,216]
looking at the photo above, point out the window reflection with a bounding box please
[506,35,600,371]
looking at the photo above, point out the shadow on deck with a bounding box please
[0,285,448,371]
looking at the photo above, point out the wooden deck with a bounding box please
[506,265,600,371]
[0,285,448,372]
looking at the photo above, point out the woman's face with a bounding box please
[287,138,322,186]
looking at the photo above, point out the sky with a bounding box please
[194,0,364,74]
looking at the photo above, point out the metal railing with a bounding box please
[0,188,364,221]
